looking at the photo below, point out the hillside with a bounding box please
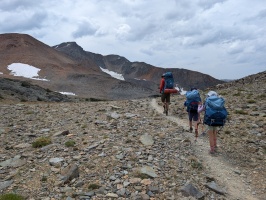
[0,33,157,100]
[0,71,265,199]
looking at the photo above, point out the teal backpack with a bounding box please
[163,72,174,90]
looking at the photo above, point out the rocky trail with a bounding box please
[151,98,259,200]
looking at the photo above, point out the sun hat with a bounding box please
[207,91,218,97]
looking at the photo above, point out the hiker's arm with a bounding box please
[159,79,165,93]
[198,104,205,113]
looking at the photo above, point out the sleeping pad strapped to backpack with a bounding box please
[185,90,201,113]
[203,95,228,126]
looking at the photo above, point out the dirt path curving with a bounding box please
[150,98,258,200]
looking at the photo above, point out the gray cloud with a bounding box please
[0,10,47,32]
[0,0,265,79]
[0,0,40,11]
[72,21,99,38]
[197,0,227,10]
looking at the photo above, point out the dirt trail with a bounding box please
[151,99,258,200]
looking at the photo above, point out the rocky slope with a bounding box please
[0,77,79,103]
[0,71,265,199]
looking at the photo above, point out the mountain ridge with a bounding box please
[53,41,224,91]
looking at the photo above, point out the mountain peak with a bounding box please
[53,41,82,50]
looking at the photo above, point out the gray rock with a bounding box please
[148,186,159,193]
[0,180,13,190]
[83,191,95,196]
[0,155,26,168]
[14,143,31,148]
[40,144,57,152]
[140,193,150,200]
[0,128,6,134]
[85,143,99,151]
[140,133,154,146]
[180,183,204,199]
[116,153,124,160]
[117,188,126,196]
[61,164,79,184]
[110,112,121,119]
[49,157,64,166]
[205,181,226,195]
[106,193,119,198]
[140,166,158,178]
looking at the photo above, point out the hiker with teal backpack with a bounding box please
[184,88,202,140]
[198,91,228,154]
[159,72,176,116]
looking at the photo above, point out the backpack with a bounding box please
[203,96,228,126]
[163,72,174,90]
[185,90,201,113]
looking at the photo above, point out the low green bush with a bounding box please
[247,100,256,103]
[0,193,25,200]
[32,137,52,148]
[65,140,75,147]
[235,110,248,115]
[88,183,101,190]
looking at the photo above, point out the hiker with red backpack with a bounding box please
[159,72,177,116]
[184,88,202,139]
[198,91,228,154]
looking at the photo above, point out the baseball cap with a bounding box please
[207,91,218,97]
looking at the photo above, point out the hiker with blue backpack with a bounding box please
[198,91,228,154]
[159,72,177,116]
[184,88,202,140]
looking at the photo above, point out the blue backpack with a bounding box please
[185,90,201,113]
[203,96,228,126]
[163,72,174,90]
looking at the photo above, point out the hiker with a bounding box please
[159,72,175,116]
[184,87,202,139]
[159,74,170,115]
[198,91,228,154]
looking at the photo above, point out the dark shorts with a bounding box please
[161,93,170,103]
[188,111,199,121]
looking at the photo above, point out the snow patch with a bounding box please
[59,92,76,96]
[100,67,125,81]
[7,63,49,81]
[175,86,186,95]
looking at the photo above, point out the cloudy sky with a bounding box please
[0,0,265,79]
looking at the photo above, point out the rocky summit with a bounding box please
[0,71,265,200]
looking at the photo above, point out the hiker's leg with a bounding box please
[193,113,199,138]
[214,128,218,148]
[189,119,192,128]
[188,112,193,132]
[165,94,170,115]
[161,94,166,112]
[207,126,215,153]
[166,94,170,110]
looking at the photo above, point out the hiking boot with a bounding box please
[189,127,193,133]
[165,110,168,116]
[209,147,215,155]
[209,150,215,155]
[214,145,218,152]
